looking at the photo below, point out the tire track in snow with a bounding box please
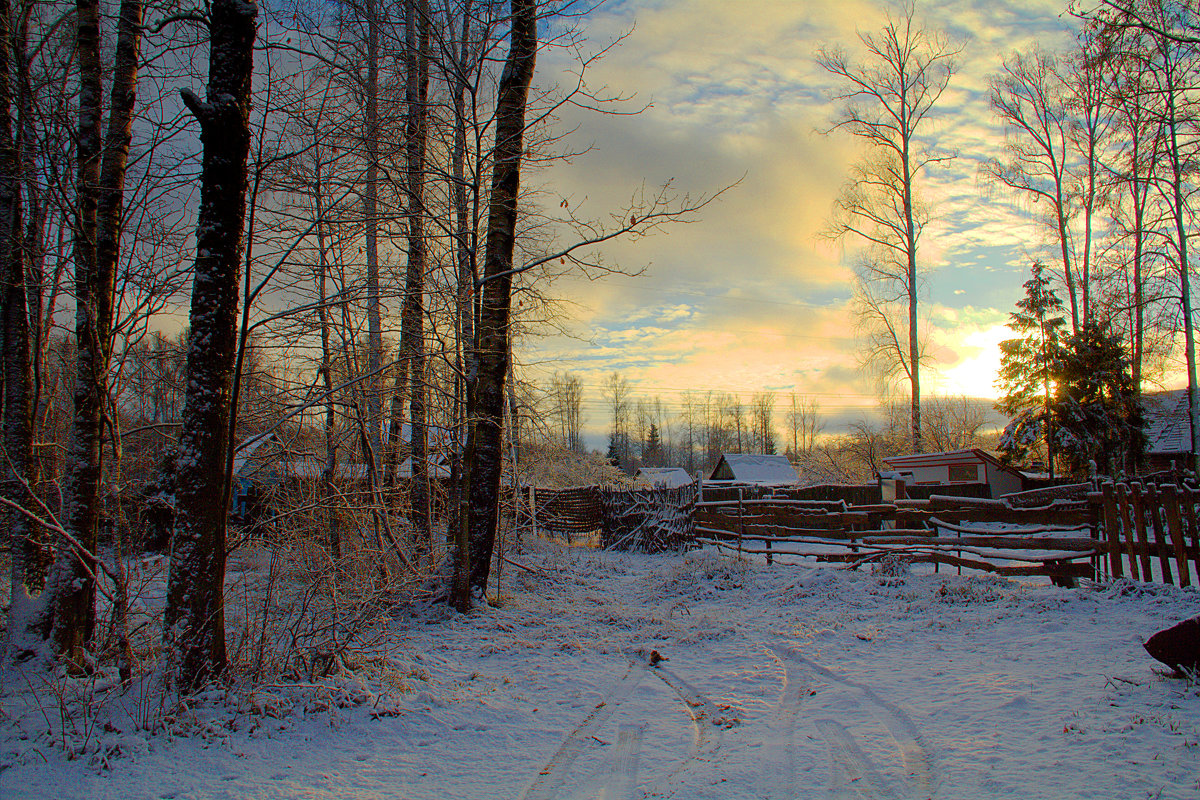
[563,723,644,800]
[644,664,725,796]
[520,666,646,800]
[814,717,902,800]
[772,645,936,799]
[757,645,812,799]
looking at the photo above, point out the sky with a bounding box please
[518,0,1089,444]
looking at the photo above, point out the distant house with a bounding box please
[882,448,1024,499]
[635,467,694,488]
[709,453,798,486]
[1143,389,1191,472]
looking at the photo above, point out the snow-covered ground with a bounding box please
[2,539,1198,799]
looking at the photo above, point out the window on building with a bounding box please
[949,463,978,483]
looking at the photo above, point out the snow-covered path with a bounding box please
[3,541,1198,799]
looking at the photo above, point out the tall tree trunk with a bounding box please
[444,0,474,549]
[363,0,384,478]
[163,0,257,692]
[48,0,142,666]
[316,180,338,560]
[1,0,40,659]
[399,0,431,545]
[454,0,536,607]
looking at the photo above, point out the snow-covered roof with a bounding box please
[709,453,798,485]
[635,467,694,488]
[1143,389,1191,455]
[232,432,281,478]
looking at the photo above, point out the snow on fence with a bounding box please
[1092,482,1200,587]
[694,491,1099,585]
[599,484,696,553]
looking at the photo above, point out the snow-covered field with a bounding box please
[3,539,1198,799]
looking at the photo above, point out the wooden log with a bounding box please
[1146,484,1174,585]
[861,535,1101,551]
[1103,483,1124,578]
[1161,485,1192,587]
[1116,483,1140,581]
[694,539,1094,578]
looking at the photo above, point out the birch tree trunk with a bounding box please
[1,0,41,660]
[454,0,537,606]
[163,0,257,692]
[48,0,142,667]
[363,0,384,477]
[400,0,431,545]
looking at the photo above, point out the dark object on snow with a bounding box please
[1144,615,1200,674]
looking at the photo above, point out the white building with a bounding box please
[882,448,1025,499]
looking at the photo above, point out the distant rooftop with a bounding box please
[709,453,798,485]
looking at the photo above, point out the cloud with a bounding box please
[522,0,1093,438]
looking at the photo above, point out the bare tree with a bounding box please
[42,0,144,667]
[784,392,823,459]
[550,371,584,452]
[819,2,959,453]
[453,0,538,610]
[750,392,775,454]
[163,0,258,692]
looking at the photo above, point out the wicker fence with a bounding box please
[519,484,696,552]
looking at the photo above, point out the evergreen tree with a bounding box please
[606,434,622,469]
[996,263,1067,475]
[644,423,662,466]
[1051,325,1144,477]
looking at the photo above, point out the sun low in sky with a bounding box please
[521,0,1084,436]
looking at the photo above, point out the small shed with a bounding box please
[635,467,694,488]
[882,448,1024,499]
[709,453,798,486]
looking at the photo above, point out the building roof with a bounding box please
[635,467,694,488]
[710,453,798,485]
[1143,389,1191,456]
[883,448,1024,478]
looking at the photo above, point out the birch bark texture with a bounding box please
[163,0,257,692]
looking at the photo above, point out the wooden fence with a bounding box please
[1092,482,1199,587]
[694,492,1099,584]
[521,480,1200,588]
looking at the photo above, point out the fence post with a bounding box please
[1146,484,1174,585]
[1102,483,1123,579]
[1161,485,1191,588]
[530,485,538,540]
[737,487,744,560]
[1116,483,1139,581]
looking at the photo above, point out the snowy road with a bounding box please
[3,542,1199,799]
[519,645,936,800]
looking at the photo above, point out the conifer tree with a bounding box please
[997,263,1067,475]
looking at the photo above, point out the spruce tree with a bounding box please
[997,263,1067,475]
